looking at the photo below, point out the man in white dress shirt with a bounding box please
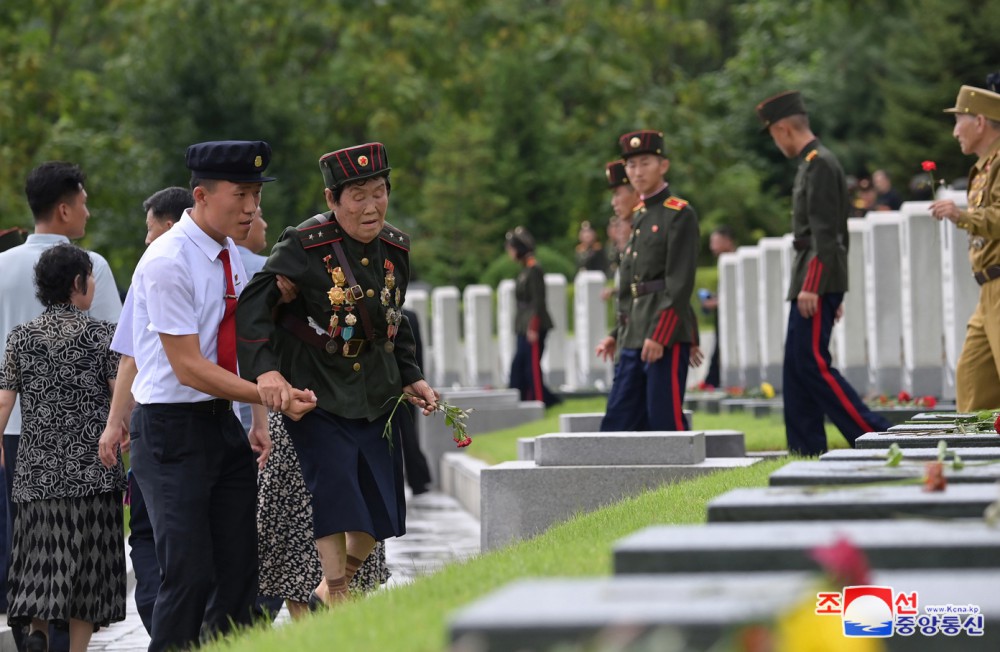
[99,141,314,652]
[0,162,121,650]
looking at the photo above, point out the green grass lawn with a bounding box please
[205,456,791,652]
[468,397,848,464]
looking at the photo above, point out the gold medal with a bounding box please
[331,266,347,286]
[395,288,401,305]
[380,287,391,306]
[328,286,346,306]
[385,341,395,353]
[385,273,395,290]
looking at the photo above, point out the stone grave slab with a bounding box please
[768,460,1000,486]
[613,519,1000,575]
[856,430,1000,449]
[909,412,976,422]
[707,484,998,522]
[450,570,1000,652]
[821,447,1000,462]
[431,286,462,386]
[534,431,705,467]
[558,410,694,433]
[481,458,759,551]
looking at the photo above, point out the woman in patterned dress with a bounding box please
[0,244,126,652]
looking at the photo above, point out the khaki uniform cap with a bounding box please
[944,85,1000,122]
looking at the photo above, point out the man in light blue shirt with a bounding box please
[0,161,121,649]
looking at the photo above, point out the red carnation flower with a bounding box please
[921,396,937,409]
[921,160,937,172]
[456,436,472,448]
[810,537,871,586]
[897,391,912,403]
[994,413,1000,435]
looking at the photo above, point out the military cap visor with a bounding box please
[944,85,1000,123]
[186,140,276,183]
[320,142,391,191]
[756,91,807,132]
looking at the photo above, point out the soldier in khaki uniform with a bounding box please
[599,131,700,431]
[930,85,1000,411]
[757,92,891,455]
[236,142,438,607]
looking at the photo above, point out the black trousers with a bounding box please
[131,402,258,652]
[127,471,158,635]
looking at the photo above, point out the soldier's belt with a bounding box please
[974,265,1000,286]
[792,237,811,251]
[630,279,666,298]
[279,313,368,357]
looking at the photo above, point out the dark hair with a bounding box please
[24,162,86,219]
[712,225,735,241]
[189,177,218,192]
[331,174,391,204]
[34,243,93,306]
[144,186,193,222]
[505,226,535,259]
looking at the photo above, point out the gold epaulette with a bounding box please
[805,150,819,163]
[380,222,410,251]
[664,196,688,210]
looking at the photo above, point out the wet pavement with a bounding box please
[82,489,480,651]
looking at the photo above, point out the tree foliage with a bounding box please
[0,0,990,287]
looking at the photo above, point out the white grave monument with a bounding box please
[757,238,788,389]
[542,274,567,387]
[735,247,761,387]
[574,270,611,388]
[405,287,431,382]
[462,284,494,386]
[496,279,516,386]
[898,203,944,397]
[936,190,976,402]
[830,218,869,392]
[863,212,904,394]
[717,252,740,388]
[431,286,462,386]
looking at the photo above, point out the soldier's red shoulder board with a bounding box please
[664,196,688,210]
[805,150,819,163]
[299,220,343,249]
[380,222,410,251]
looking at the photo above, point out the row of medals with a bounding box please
[324,260,403,354]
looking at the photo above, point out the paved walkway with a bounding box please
[86,490,479,651]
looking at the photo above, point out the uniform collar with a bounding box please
[177,209,228,262]
[975,135,1000,172]
[797,139,820,162]
[641,183,671,204]
[24,233,71,246]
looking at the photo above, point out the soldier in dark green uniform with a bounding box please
[235,142,438,607]
[599,130,700,431]
[756,91,890,455]
[506,226,560,406]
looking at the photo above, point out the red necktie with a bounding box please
[217,249,238,375]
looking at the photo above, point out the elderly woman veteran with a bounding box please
[236,142,438,607]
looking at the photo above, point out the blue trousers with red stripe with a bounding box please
[783,293,892,455]
[509,332,561,406]
[601,344,691,431]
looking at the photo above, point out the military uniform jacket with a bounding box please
[617,185,699,349]
[513,261,553,335]
[236,212,422,421]
[954,137,1000,273]
[787,139,850,300]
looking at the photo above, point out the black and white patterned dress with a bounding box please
[0,304,126,630]
[257,412,389,602]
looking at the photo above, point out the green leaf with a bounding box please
[885,443,903,467]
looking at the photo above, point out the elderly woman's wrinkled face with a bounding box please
[328,177,389,243]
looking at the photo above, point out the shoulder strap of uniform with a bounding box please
[805,150,819,163]
[298,213,343,249]
[379,222,410,251]
[664,196,689,211]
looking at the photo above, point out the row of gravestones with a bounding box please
[449,414,1000,651]
[718,192,975,401]
[407,269,616,392]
